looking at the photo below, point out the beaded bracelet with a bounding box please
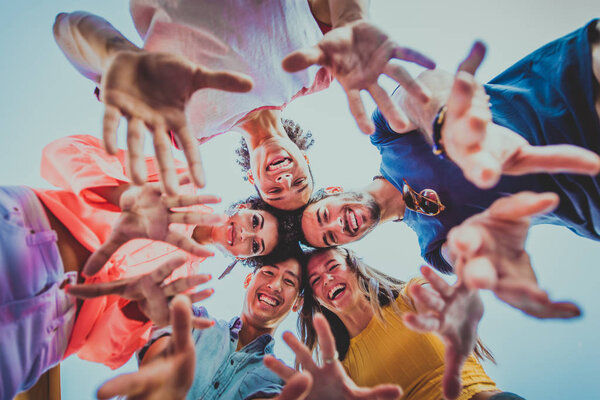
[432,105,448,159]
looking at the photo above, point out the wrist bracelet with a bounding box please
[432,105,448,159]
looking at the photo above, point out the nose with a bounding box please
[240,227,254,241]
[323,216,344,232]
[267,278,282,292]
[323,274,334,287]
[276,173,292,190]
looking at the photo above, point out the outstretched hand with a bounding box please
[101,50,254,194]
[283,20,435,134]
[265,313,402,400]
[441,42,600,189]
[446,191,581,319]
[69,255,214,328]
[83,178,225,276]
[403,266,483,400]
[96,295,198,400]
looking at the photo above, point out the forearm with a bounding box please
[326,0,370,27]
[53,11,141,83]
[393,69,455,143]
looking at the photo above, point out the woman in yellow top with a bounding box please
[301,247,524,400]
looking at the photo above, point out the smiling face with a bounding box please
[249,137,313,211]
[301,192,381,247]
[211,209,278,258]
[242,258,303,329]
[306,249,362,314]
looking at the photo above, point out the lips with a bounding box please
[266,156,292,172]
[227,223,235,246]
[344,208,361,235]
[257,292,281,307]
[328,283,346,300]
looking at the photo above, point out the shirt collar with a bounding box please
[228,317,275,355]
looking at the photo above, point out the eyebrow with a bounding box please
[267,184,308,202]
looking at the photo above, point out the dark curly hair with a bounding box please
[235,118,315,179]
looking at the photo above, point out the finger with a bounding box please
[193,67,254,93]
[447,225,485,260]
[402,312,441,333]
[168,212,227,225]
[152,126,180,196]
[127,118,148,185]
[82,236,126,277]
[347,89,375,134]
[170,294,194,353]
[368,83,410,132]
[355,384,403,400]
[462,151,502,190]
[383,63,431,103]
[176,125,206,188]
[461,257,498,290]
[420,265,453,298]
[313,313,337,362]
[457,41,486,75]
[150,254,188,283]
[188,288,215,303]
[162,274,212,297]
[408,282,445,312]
[165,230,215,257]
[282,331,317,374]
[192,317,216,330]
[495,281,581,319]
[508,144,600,176]
[281,46,325,72]
[263,354,297,381]
[391,46,436,69]
[66,280,130,299]
[162,194,222,208]
[442,344,465,400]
[102,105,121,155]
[447,72,477,119]
[276,371,312,400]
[488,192,559,221]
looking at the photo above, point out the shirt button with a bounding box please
[213,381,220,389]
[230,360,234,365]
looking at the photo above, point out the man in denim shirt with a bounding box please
[123,256,305,400]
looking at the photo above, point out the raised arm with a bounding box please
[53,12,253,194]
[284,1,435,134]
[53,11,140,83]
[395,43,600,189]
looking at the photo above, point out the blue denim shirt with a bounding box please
[139,306,283,400]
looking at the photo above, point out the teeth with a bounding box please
[267,158,291,172]
[350,212,358,231]
[328,284,345,300]
[258,294,279,306]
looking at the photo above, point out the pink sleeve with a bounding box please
[40,135,131,209]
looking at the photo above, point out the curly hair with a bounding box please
[235,118,315,179]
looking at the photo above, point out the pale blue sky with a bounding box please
[1,1,599,399]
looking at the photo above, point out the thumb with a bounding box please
[282,46,325,73]
[193,67,254,93]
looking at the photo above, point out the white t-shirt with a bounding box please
[130,0,331,143]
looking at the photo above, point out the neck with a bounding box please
[364,178,405,222]
[239,109,287,149]
[237,313,275,350]
[335,296,376,338]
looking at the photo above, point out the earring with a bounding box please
[324,186,343,194]
[303,153,310,165]
[247,171,255,185]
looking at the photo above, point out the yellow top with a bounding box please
[341,289,498,400]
